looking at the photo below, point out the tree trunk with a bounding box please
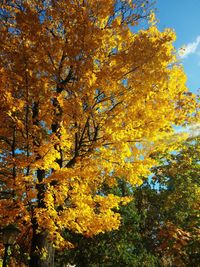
[29,230,55,267]
[29,176,55,267]
[29,102,55,266]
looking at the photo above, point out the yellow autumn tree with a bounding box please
[0,0,197,266]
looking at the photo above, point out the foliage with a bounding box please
[57,137,200,267]
[149,136,200,266]
[55,181,159,266]
[0,0,198,265]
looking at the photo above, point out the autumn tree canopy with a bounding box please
[0,0,197,265]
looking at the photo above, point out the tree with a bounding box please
[148,136,200,266]
[0,0,197,266]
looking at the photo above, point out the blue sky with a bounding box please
[156,0,200,94]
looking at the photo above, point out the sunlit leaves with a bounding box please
[0,0,198,255]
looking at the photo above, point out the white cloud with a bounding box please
[178,36,200,59]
